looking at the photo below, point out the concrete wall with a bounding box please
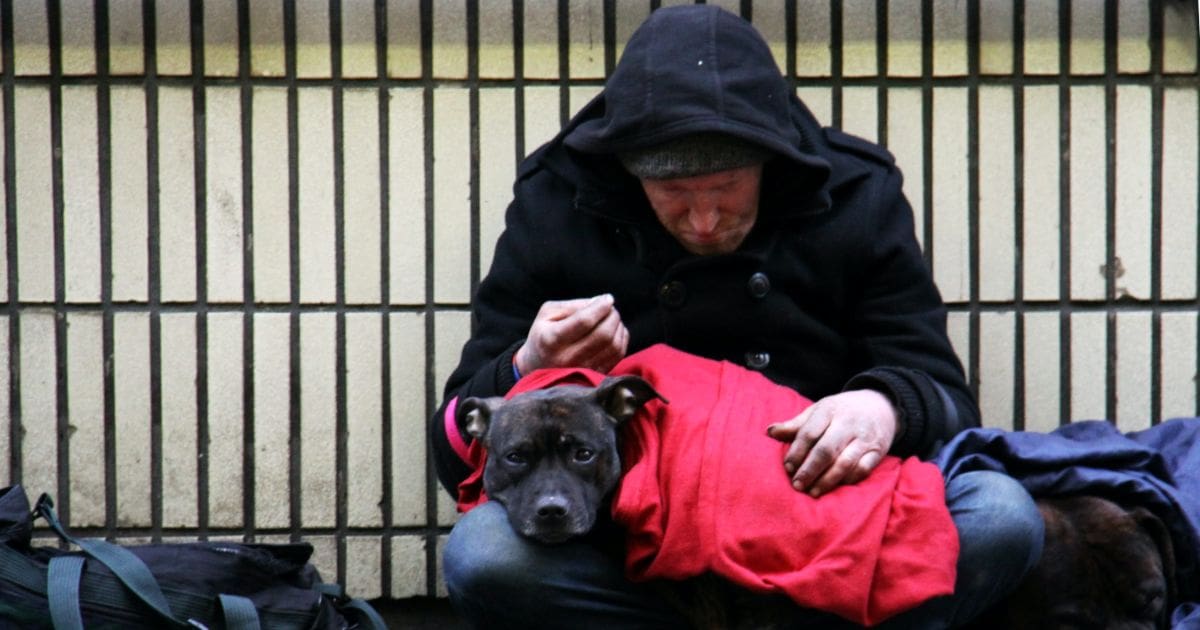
[0,0,1197,601]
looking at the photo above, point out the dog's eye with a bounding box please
[573,448,596,463]
[504,451,528,465]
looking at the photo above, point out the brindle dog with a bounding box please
[971,494,1175,630]
[457,376,804,629]
[456,375,661,544]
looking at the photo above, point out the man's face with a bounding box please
[639,164,763,256]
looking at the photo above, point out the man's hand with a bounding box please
[765,389,899,498]
[514,294,629,375]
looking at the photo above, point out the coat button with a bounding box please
[747,272,771,298]
[745,351,771,370]
[658,281,687,308]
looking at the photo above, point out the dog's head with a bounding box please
[1001,495,1176,630]
[457,375,663,544]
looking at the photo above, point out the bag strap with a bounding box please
[315,582,388,630]
[47,555,86,630]
[34,494,186,628]
[218,594,262,630]
[341,597,390,630]
[34,495,366,630]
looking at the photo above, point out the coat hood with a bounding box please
[563,4,828,180]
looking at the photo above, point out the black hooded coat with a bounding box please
[431,5,979,496]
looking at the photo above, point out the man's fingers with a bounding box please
[592,304,624,340]
[573,324,625,372]
[615,321,629,356]
[539,295,607,321]
[789,438,837,492]
[770,391,898,495]
[846,451,883,485]
[548,295,615,343]
[806,445,882,498]
[587,320,629,373]
[533,295,613,353]
[781,406,832,477]
[537,298,628,372]
[523,295,620,373]
[766,405,814,443]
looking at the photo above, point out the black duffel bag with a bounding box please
[0,485,387,629]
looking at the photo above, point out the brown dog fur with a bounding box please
[970,495,1175,630]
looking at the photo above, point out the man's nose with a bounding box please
[687,200,720,233]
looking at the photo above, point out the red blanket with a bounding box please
[454,344,958,625]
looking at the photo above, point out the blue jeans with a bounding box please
[443,470,1044,629]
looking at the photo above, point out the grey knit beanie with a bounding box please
[618,133,773,180]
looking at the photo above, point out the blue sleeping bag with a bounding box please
[935,417,1200,629]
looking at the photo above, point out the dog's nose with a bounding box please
[536,498,568,520]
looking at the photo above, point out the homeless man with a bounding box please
[430,5,1044,629]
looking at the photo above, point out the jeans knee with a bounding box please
[444,502,535,598]
[949,471,1044,575]
[879,472,1046,629]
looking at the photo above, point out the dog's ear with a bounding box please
[1130,505,1177,608]
[593,375,665,425]
[456,396,505,441]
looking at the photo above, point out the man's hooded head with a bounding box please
[564,4,820,178]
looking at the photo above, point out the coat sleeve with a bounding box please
[429,182,563,496]
[840,163,980,458]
